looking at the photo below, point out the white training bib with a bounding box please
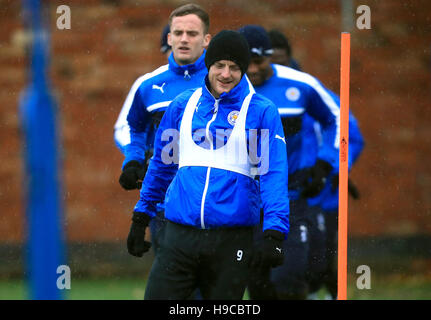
[178,88,255,178]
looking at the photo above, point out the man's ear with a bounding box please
[167,33,172,46]
[203,34,211,49]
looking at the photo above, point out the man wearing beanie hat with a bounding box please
[204,30,250,77]
[238,24,342,300]
[131,29,290,299]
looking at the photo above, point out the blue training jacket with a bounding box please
[113,51,208,167]
[254,64,341,200]
[134,74,290,237]
[304,90,364,211]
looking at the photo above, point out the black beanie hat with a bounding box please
[238,25,273,57]
[205,30,250,76]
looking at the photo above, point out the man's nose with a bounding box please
[180,33,189,43]
[247,62,259,74]
[221,66,231,78]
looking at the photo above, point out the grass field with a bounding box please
[1,274,430,300]
[0,277,147,300]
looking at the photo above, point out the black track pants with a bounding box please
[144,221,254,300]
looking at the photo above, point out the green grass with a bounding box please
[0,277,147,300]
[0,279,27,300]
[1,274,430,300]
[66,277,147,300]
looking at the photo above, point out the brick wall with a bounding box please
[1,0,430,242]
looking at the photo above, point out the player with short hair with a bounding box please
[115,3,211,185]
[113,4,211,254]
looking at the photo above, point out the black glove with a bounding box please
[251,230,284,269]
[119,160,147,190]
[127,212,152,257]
[331,175,360,199]
[301,160,332,198]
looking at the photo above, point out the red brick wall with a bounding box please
[1,0,430,242]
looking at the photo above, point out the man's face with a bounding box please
[208,60,242,98]
[168,14,211,66]
[270,48,290,66]
[246,56,272,86]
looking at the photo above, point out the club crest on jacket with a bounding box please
[227,110,240,126]
[285,87,300,101]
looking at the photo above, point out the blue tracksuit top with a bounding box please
[254,64,341,199]
[134,74,290,237]
[304,91,364,211]
[113,51,208,168]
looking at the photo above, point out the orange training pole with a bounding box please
[338,32,350,300]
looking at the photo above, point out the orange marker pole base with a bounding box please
[338,32,350,300]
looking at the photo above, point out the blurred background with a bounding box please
[0,0,430,299]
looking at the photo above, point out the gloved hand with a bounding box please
[119,160,147,190]
[127,212,152,257]
[331,175,360,199]
[301,160,332,198]
[251,230,284,269]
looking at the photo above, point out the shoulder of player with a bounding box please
[133,64,171,90]
[167,88,198,111]
[272,63,321,90]
[250,92,278,115]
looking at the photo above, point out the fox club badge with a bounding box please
[227,110,240,126]
[285,87,301,101]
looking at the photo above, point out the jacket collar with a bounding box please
[202,73,253,105]
[168,50,207,78]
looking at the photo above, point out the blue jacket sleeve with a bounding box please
[122,88,154,168]
[114,78,138,154]
[258,99,290,238]
[133,98,183,217]
[305,80,340,170]
[114,76,147,154]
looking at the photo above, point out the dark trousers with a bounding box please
[148,211,167,254]
[144,221,254,300]
[248,199,319,300]
[321,211,338,298]
[248,219,310,300]
[306,207,328,293]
